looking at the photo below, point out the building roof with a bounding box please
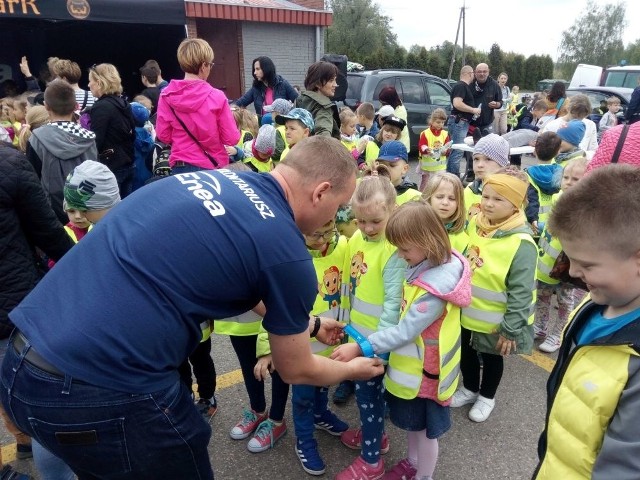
[185,0,332,26]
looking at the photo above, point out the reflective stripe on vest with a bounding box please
[64,224,93,243]
[461,218,537,333]
[200,320,212,342]
[536,226,563,285]
[385,283,461,401]
[528,179,554,225]
[215,310,262,336]
[346,232,397,334]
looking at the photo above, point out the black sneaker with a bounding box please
[16,443,32,460]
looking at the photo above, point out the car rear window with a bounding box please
[346,75,365,101]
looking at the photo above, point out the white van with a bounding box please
[571,64,640,88]
[570,64,603,87]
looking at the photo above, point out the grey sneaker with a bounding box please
[450,386,478,408]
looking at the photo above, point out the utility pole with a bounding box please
[447,2,467,81]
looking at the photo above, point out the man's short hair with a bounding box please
[548,164,640,257]
[280,136,355,192]
[44,79,76,116]
[52,59,82,84]
[356,102,375,120]
[535,131,562,161]
[140,59,161,83]
[533,100,548,112]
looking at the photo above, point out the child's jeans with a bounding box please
[355,374,385,463]
[292,384,329,441]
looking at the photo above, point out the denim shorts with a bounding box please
[384,391,451,439]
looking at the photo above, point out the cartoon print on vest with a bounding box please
[465,245,484,272]
[349,251,368,296]
[468,202,481,218]
[319,265,342,310]
[539,228,553,258]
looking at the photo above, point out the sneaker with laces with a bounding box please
[314,409,348,436]
[247,419,287,453]
[295,438,326,476]
[382,458,416,480]
[196,398,218,418]
[340,428,390,454]
[533,322,547,339]
[468,395,495,422]
[333,380,355,405]
[335,456,385,480]
[450,386,479,408]
[230,408,269,440]
[539,334,561,353]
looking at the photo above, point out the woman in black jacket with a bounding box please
[234,56,298,123]
[88,63,136,198]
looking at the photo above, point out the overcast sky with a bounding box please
[376,0,638,61]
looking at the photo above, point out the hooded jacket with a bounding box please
[89,94,136,171]
[29,122,97,223]
[235,74,298,116]
[0,143,74,337]
[295,90,341,139]
[156,79,240,170]
[525,164,563,224]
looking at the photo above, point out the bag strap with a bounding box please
[554,97,565,119]
[610,124,630,164]
[168,104,219,168]
[81,89,89,111]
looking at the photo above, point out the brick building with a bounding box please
[185,0,333,102]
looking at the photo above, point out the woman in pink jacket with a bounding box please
[156,38,240,173]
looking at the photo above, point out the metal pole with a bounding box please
[447,7,463,81]
[462,2,466,66]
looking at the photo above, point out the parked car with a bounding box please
[566,86,632,128]
[344,69,452,151]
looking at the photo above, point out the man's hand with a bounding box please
[345,357,384,380]
[330,343,362,362]
[313,317,345,345]
[20,56,32,78]
[254,354,273,381]
[488,101,501,109]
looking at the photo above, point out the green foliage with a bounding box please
[557,0,627,78]
[488,43,504,77]
[622,39,640,65]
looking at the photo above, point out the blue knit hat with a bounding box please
[130,102,149,128]
[557,120,586,147]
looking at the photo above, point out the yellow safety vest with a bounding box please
[243,155,273,173]
[536,224,562,285]
[63,224,93,243]
[272,126,287,164]
[200,320,213,342]
[418,128,448,172]
[308,235,350,356]
[341,138,357,153]
[385,282,461,401]
[215,310,262,336]
[345,231,397,336]
[449,230,469,256]
[364,141,380,167]
[527,178,554,225]
[396,188,421,206]
[463,185,482,220]
[536,345,637,479]
[236,129,252,149]
[461,218,537,333]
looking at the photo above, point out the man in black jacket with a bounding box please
[0,142,74,478]
[471,63,503,135]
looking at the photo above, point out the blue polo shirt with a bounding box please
[10,169,316,393]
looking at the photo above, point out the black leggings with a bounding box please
[229,334,289,422]
[178,337,217,400]
[460,327,504,399]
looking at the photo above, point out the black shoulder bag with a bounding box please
[168,105,219,168]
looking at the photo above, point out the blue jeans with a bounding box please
[355,374,385,463]
[33,440,75,480]
[445,116,470,176]
[113,164,135,199]
[171,164,206,175]
[292,384,329,441]
[1,338,213,479]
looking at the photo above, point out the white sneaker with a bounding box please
[450,386,479,408]
[468,396,495,422]
[539,334,561,353]
[533,323,547,338]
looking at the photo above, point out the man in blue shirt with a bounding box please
[1,136,383,479]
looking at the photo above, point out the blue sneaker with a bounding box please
[314,409,348,436]
[295,438,326,476]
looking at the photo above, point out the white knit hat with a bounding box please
[473,134,510,167]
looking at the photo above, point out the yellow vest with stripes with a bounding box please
[461,219,537,333]
[396,188,422,206]
[448,230,469,256]
[243,155,273,173]
[536,224,562,285]
[536,345,638,479]
[215,310,262,336]
[385,283,461,401]
[63,224,93,243]
[463,185,482,220]
[528,179,554,225]
[309,235,350,356]
[345,232,397,336]
[418,128,448,172]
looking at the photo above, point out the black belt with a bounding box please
[12,332,64,377]
[173,161,191,167]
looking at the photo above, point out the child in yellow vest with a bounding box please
[263,98,294,163]
[226,107,258,162]
[534,157,589,353]
[275,107,314,161]
[356,116,405,169]
[339,108,359,154]
[464,134,510,219]
[454,168,537,422]
[376,140,421,205]
[423,172,469,255]
[332,201,471,480]
[417,108,451,191]
[335,176,405,480]
[242,124,276,173]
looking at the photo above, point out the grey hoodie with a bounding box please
[30,122,97,223]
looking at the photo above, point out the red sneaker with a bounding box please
[340,428,390,454]
[247,419,287,453]
[335,455,385,480]
[229,408,268,440]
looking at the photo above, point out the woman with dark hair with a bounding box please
[547,81,569,116]
[295,61,341,139]
[235,56,298,121]
[378,86,410,152]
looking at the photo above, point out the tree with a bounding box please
[487,43,505,77]
[622,39,640,65]
[325,0,398,62]
[558,0,627,78]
